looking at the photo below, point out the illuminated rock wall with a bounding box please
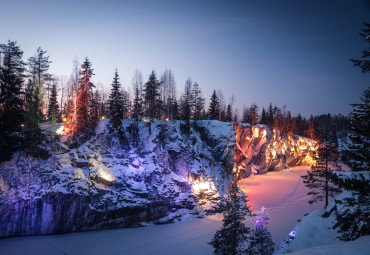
[234,124,317,178]
[0,120,316,237]
[0,120,235,237]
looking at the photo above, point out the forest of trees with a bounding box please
[0,39,360,162]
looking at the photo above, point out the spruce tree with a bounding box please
[208,90,219,120]
[260,107,267,125]
[226,104,232,122]
[248,103,259,125]
[143,71,161,120]
[74,57,95,136]
[343,23,370,171]
[180,79,192,131]
[246,206,275,255]
[343,87,370,171]
[301,135,342,208]
[47,83,60,122]
[28,47,52,124]
[24,79,40,130]
[172,98,180,120]
[350,23,370,73]
[132,84,143,122]
[191,82,205,120]
[108,70,127,142]
[209,183,251,255]
[0,41,25,161]
[267,103,274,128]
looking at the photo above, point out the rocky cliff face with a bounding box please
[0,120,235,237]
[0,121,316,238]
[234,124,317,178]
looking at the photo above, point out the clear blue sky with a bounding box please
[1,0,369,117]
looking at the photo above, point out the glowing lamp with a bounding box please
[101,116,105,120]
[21,123,24,128]
[63,118,67,122]
[165,118,169,121]
[100,171,114,182]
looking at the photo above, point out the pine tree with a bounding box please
[208,90,219,120]
[267,103,274,128]
[0,41,25,161]
[24,79,40,130]
[248,103,259,125]
[191,82,205,120]
[181,79,192,119]
[301,135,342,208]
[28,47,52,123]
[343,88,370,171]
[296,113,305,136]
[226,104,232,122]
[74,57,95,136]
[246,206,275,255]
[122,90,131,119]
[209,183,251,255]
[350,23,370,73]
[343,23,370,170]
[172,98,180,120]
[108,70,127,145]
[132,84,142,122]
[47,83,60,122]
[143,71,161,120]
[260,107,267,125]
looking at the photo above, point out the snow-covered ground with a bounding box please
[238,166,325,244]
[0,166,328,255]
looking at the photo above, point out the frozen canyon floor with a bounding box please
[0,166,324,255]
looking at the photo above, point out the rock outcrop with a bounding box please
[234,124,317,178]
[0,120,316,237]
[0,120,235,237]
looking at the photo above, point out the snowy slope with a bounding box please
[274,190,369,254]
[286,236,370,255]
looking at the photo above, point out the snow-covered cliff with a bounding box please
[0,120,316,238]
[0,120,235,237]
[234,124,317,178]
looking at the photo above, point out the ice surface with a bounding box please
[0,166,330,255]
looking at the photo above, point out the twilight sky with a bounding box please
[1,0,369,117]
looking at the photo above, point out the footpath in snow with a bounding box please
[0,166,326,255]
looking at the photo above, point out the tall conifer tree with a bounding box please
[143,71,161,120]
[209,183,251,255]
[108,69,127,145]
[0,41,25,161]
[208,90,219,120]
[75,57,95,136]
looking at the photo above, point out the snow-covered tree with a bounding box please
[350,23,370,73]
[343,88,370,171]
[209,183,251,255]
[246,206,275,255]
